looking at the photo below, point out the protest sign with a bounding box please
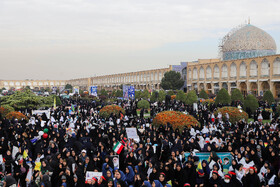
[126,128,139,142]
[85,172,102,183]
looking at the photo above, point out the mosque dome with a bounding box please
[221,24,277,60]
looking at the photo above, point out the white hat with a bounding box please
[81,149,87,154]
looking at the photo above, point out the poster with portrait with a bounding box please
[90,86,98,96]
[111,155,119,168]
[85,172,102,183]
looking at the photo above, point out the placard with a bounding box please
[85,172,102,183]
[126,128,140,142]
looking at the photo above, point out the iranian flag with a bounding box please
[113,141,124,154]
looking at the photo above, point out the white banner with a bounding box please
[32,110,50,119]
[126,128,140,142]
[85,172,102,183]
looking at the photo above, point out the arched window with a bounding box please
[199,67,205,80]
[240,61,247,77]
[193,68,198,80]
[230,63,237,78]
[188,69,192,80]
[182,67,187,80]
[221,64,228,78]
[206,66,212,79]
[273,57,280,75]
[214,65,219,79]
[261,59,269,76]
[250,60,258,77]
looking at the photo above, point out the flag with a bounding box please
[71,104,75,112]
[54,96,56,109]
[34,162,41,171]
[120,113,124,120]
[113,142,124,154]
[30,137,38,144]
[196,161,202,171]
[23,150,28,159]
[264,142,268,147]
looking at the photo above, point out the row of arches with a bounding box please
[192,81,272,96]
[189,57,280,80]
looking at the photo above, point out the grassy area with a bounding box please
[248,118,271,123]
[136,110,150,118]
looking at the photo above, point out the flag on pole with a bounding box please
[113,142,124,154]
[54,96,56,109]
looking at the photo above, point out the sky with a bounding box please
[0,0,280,80]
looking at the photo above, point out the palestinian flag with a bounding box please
[113,142,124,154]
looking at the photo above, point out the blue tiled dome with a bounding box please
[221,24,277,60]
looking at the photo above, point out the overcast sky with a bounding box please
[1,0,280,80]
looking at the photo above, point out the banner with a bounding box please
[85,172,102,183]
[126,128,140,142]
[185,152,232,173]
[73,86,79,94]
[89,86,98,96]
[32,110,50,119]
[123,85,135,100]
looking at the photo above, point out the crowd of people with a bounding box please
[0,97,279,187]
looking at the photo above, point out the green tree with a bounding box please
[244,94,259,115]
[167,90,175,96]
[65,84,73,90]
[111,90,116,97]
[135,91,142,100]
[137,100,150,109]
[100,89,108,97]
[115,90,123,97]
[215,88,231,105]
[263,90,275,105]
[176,90,186,102]
[141,90,150,99]
[199,89,208,99]
[185,90,198,105]
[158,90,166,102]
[231,88,244,103]
[161,71,184,90]
[150,91,159,102]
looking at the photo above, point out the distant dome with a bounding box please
[221,24,277,60]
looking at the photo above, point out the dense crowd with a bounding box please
[0,97,279,187]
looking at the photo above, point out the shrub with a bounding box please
[137,100,150,109]
[263,90,275,105]
[0,105,15,117]
[231,89,244,103]
[6,111,27,120]
[185,90,198,105]
[199,89,209,99]
[215,88,231,105]
[176,90,186,102]
[99,105,125,119]
[215,107,248,124]
[152,111,200,131]
[244,94,259,114]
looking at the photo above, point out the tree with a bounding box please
[65,84,73,90]
[244,94,259,115]
[199,89,208,99]
[167,90,174,96]
[215,88,231,105]
[158,90,166,102]
[137,100,150,109]
[231,88,244,103]
[185,90,198,105]
[115,90,123,97]
[176,90,186,102]
[100,89,108,97]
[150,91,159,102]
[135,91,142,100]
[161,71,184,90]
[263,90,275,105]
[141,90,150,99]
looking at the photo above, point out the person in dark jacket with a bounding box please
[209,171,222,187]
[172,163,185,187]
[242,167,261,187]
